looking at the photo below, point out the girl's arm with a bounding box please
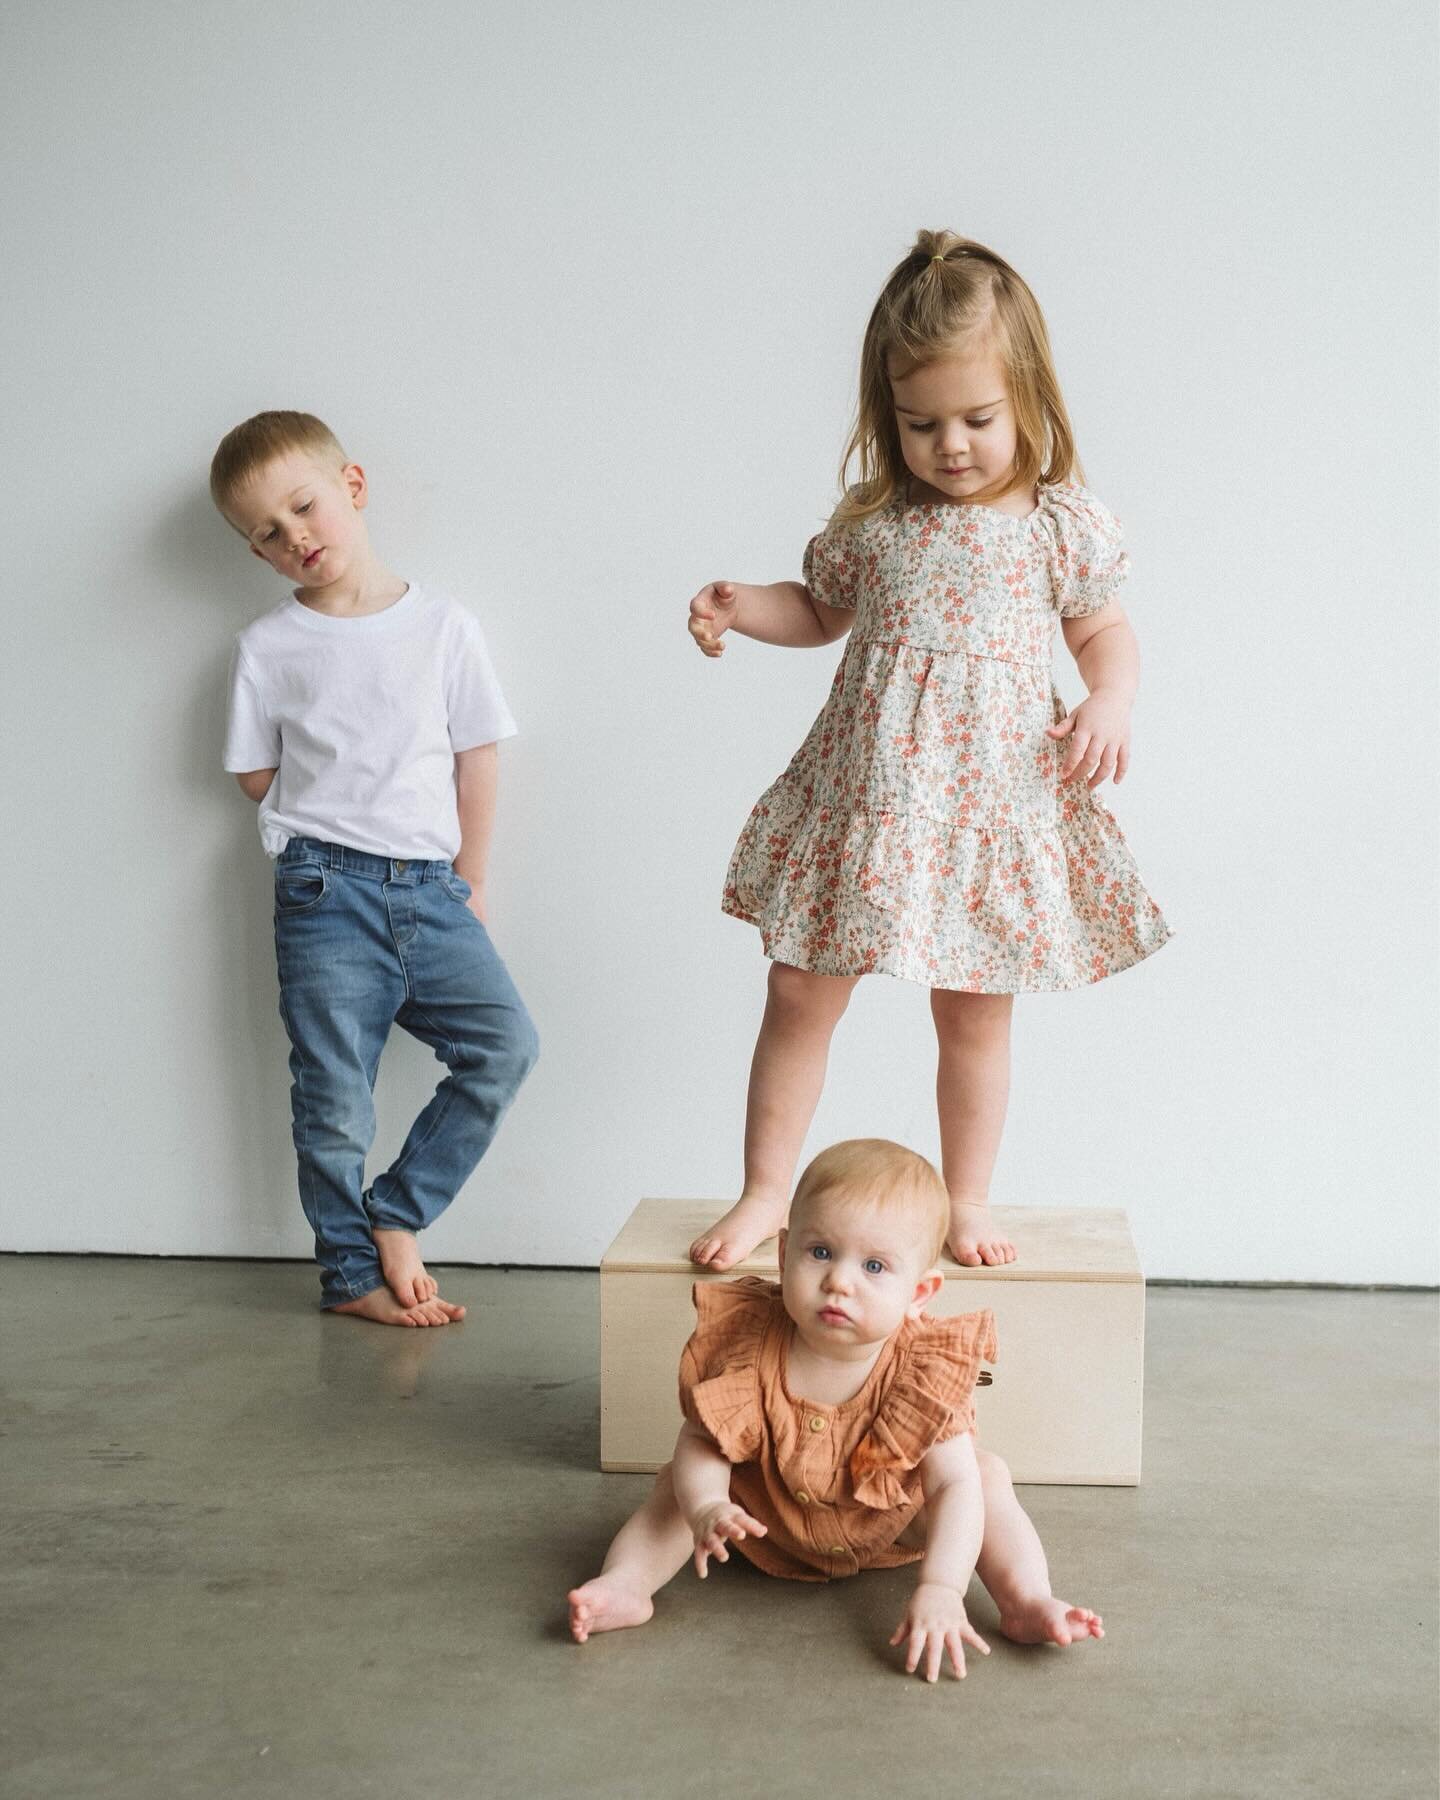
[689,580,854,654]
[1047,599,1140,788]
[889,1433,992,1683]
[669,1418,768,1577]
[453,743,498,922]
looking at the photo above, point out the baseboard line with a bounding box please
[0,1249,1434,1293]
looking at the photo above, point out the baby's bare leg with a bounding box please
[973,1450,1103,1646]
[931,990,1017,1267]
[568,1464,696,1643]
[690,964,860,1270]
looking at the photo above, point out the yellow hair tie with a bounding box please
[931,253,945,264]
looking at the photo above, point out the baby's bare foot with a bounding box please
[946,1201,1017,1268]
[330,1288,465,1327]
[568,1575,655,1643]
[372,1228,440,1307]
[997,1596,1103,1647]
[689,1195,786,1271]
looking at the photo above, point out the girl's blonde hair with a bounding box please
[837,229,1080,522]
[790,1138,950,1267]
[210,410,348,520]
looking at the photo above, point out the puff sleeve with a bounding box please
[801,510,864,611]
[676,1277,775,1464]
[1033,483,1130,619]
[849,1309,998,1510]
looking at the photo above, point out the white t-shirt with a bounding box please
[223,583,517,859]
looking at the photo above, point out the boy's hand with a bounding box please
[688,582,740,657]
[689,1501,766,1577]
[889,1581,991,1683]
[1046,689,1133,788]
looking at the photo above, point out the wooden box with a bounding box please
[600,1202,1144,1485]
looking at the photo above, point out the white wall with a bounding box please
[2,0,1434,1283]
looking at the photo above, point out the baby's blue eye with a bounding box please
[808,1245,831,1261]
[863,1258,886,1275]
[262,528,278,542]
[297,501,312,513]
[967,417,994,429]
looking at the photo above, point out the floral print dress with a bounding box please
[722,483,1172,992]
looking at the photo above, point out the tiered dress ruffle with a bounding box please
[723,484,1172,991]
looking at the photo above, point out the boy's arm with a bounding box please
[452,743,498,922]
[669,1418,767,1577]
[234,769,277,803]
[888,1433,992,1681]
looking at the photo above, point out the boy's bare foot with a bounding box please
[996,1596,1103,1647]
[946,1201,1017,1268]
[372,1228,440,1306]
[568,1575,655,1643]
[330,1288,465,1327]
[689,1194,786,1270]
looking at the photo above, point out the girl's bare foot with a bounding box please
[568,1575,655,1643]
[372,1228,440,1306]
[996,1596,1103,1647]
[689,1195,787,1270]
[946,1200,1017,1268]
[330,1287,465,1327]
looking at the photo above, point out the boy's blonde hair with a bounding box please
[837,228,1080,522]
[209,410,348,520]
[790,1138,950,1267]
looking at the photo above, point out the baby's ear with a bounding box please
[908,1269,944,1316]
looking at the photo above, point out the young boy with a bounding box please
[215,410,538,1326]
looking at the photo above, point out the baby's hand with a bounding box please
[688,582,740,658]
[1046,689,1132,788]
[889,1582,991,1683]
[689,1501,767,1578]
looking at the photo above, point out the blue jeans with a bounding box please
[272,838,539,1307]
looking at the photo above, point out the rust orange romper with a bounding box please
[678,1277,998,1582]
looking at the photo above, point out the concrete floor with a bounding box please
[1,1262,1435,1800]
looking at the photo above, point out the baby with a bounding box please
[569,1139,1101,1681]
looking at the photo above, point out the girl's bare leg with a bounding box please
[931,989,1017,1266]
[568,1464,696,1642]
[689,963,860,1269]
[973,1450,1103,1646]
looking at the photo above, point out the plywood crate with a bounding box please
[601,1202,1143,1485]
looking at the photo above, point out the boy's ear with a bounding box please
[343,461,368,508]
[908,1269,944,1317]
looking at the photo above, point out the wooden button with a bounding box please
[794,1491,810,1506]
[808,1416,826,1433]
[827,1544,845,1555]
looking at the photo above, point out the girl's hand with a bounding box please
[688,582,740,657]
[1046,689,1133,788]
[689,1501,767,1577]
[889,1582,991,1683]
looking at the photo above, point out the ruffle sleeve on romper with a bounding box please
[676,1276,775,1464]
[849,1310,998,1510]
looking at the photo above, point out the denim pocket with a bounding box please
[439,871,473,903]
[275,861,329,915]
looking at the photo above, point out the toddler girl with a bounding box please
[687,230,1171,1272]
[569,1140,1101,1681]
